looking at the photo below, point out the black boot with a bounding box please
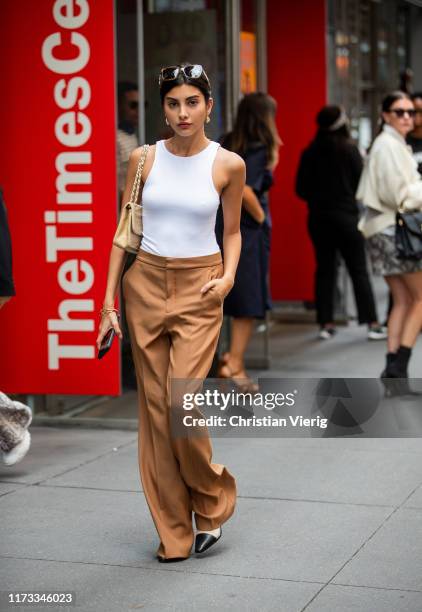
[381,346,420,397]
[380,352,397,378]
[381,377,421,397]
[386,346,411,378]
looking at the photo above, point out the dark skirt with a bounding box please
[217,212,272,319]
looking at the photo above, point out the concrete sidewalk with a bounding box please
[1,320,422,611]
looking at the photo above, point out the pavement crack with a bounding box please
[300,480,422,610]
[236,493,395,509]
[330,582,422,593]
[0,554,327,584]
[37,484,142,494]
[30,440,138,486]
[1,484,401,510]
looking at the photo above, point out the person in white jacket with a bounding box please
[357,91,422,386]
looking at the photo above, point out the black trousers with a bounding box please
[308,212,378,326]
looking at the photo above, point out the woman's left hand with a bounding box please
[200,276,234,301]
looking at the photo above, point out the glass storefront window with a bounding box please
[116,0,234,145]
[396,3,409,77]
[142,0,229,143]
[328,0,411,144]
[359,0,372,84]
[116,0,266,146]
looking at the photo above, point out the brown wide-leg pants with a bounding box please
[122,248,237,559]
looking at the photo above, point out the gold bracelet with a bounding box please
[100,307,119,318]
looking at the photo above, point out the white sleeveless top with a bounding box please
[140,139,221,257]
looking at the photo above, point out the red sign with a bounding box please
[0,0,120,394]
[267,0,327,300]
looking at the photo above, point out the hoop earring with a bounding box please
[165,117,169,126]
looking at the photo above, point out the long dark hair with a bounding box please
[224,92,281,166]
[378,90,411,134]
[159,62,211,105]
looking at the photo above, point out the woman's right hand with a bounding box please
[242,185,265,225]
[96,311,123,350]
[252,206,266,225]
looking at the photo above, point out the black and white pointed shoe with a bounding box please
[194,527,222,554]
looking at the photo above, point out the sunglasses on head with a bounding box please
[388,108,416,118]
[159,64,209,86]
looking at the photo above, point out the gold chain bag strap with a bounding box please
[113,144,149,253]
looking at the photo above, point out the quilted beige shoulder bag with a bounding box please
[113,144,149,253]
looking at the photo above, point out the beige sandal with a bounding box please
[217,358,259,394]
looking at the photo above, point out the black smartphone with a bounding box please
[97,328,116,359]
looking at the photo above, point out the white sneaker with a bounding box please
[319,328,336,340]
[367,326,388,341]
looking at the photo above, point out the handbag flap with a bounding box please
[131,202,143,236]
[397,211,422,238]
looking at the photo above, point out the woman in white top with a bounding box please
[358,91,422,385]
[96,64,244,562]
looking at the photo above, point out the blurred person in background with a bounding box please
[0,189,32,466]
[215,92,281,392]
[117,82,140,388]
[382,92,422,328]
[357,91,422,390]
[408,92,422,175]
[295,106,385,341]
[0,188,15,308]
[117,81,139,198]
[399,68,414,96]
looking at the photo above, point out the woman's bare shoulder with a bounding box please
[216,146,245,173]
[129,143,156,162]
